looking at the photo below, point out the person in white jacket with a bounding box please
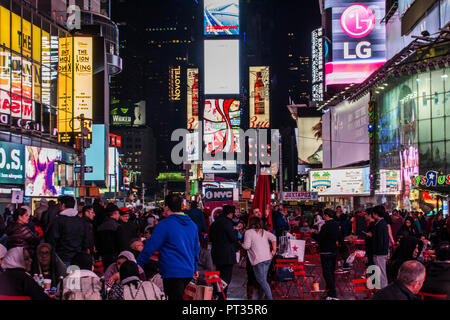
[313,211,325,232]
[241,217,277,300]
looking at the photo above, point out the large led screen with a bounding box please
[25,147,62,197]
[108,146,119,192]
[297,117,322,165]
[204,98,240,154]
[187,68,199,130]
[325,0,386,85]
[204,0,239,36]
[85,124,106,181]
[203,160,237,174]
[309,167,370,196]
[204,40,239,95]
[249,66,270,128]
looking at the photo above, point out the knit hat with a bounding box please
[118,251,137,263]
[119,207,131,216]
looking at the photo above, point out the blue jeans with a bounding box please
[253,260,273,300]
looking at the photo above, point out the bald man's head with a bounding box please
[397,260,426,295]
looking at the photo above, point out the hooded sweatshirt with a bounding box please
[137,213,199,279]
[47,208,87,262]
[0,247,50,300]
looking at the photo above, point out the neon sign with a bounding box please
[411,171,450,187]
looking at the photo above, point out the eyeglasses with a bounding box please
[40,251,50,256]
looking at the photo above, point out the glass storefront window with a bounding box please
[418,92,431,120]
[416,71,430,98]
[419,143,432,168]
[418,119,431,142]
[431,68,445,94]
[432,141,445,168]
[431,117,445,141]
[432,93,445,118]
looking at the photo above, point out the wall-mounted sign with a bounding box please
[311,28,324,102]
[376,170,401,195]
[187,68,199,130]
[204,0,239,36]
[411,171,450,188]
[0,141,25,184]
[204,188,234,202]
[249,66,270,128]
[282,192,318,202]
[109,133,122,147]
[169,66,181,101]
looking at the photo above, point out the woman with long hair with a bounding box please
[241,217,277,300]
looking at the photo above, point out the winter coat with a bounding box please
[107,276,165,300]
[117,221,139,252]
[47,209,87,263]
[371,280,418,300]
[0,214,6,237]
[185,208,207,235]
[313,215,325,232]
[34,204,48,223]
[103,262,146,283]
[0,247,50,300]
[421,261,450,299]
[311,219,341,254]
[387,236,421,283]
[41,205,59,236]
[273,211,290,238]
[96,217,121,256]
[353,213,367,238]
[137,213,199,279]
[373,218,389,256]
[209,214,238,265]
[82,217,95,254]
[6,222,40,254]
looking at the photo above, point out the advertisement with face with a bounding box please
[204,98,241,154]
[204,0,239,36]
[0,141,25,184]
[187,68,199,130]
[249,66,270,128]
[25,147,62,197]
[325,0,386,85]
[297,117,322,165]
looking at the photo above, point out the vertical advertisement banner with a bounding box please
[249,66,270,128]
[41,31,51,106]
[57,37,73,143]
[187,68,199,130]
[73,37,93,134]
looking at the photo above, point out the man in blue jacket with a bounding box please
[137,193,200,300]
[184,201,207,238]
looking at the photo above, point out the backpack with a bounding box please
[123,280,166,300]
[58,274,103,300]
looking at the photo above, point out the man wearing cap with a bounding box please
[117,207,139,252]
[96,204,121,270]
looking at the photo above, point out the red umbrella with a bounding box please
[250,174,273,231]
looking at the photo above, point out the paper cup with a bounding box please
[43,279,52,290]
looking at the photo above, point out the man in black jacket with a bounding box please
[95,204,121,270]
[371,260,425,300]
[184,201,207,238]
[311,208,341,299]
[81,205,95,255]
[47,196,87,267]
[372,205,389,288]
[420,241,450,299]
[116,207,139,252]
[209,204,238,299]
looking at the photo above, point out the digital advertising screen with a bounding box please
[25,146,63,197]
[325,0,386,85]
[249,66,270,128]
[85,124,106,181]
[187,68,199,130]
[203,160,237,174]
[297,117,322,165]
[376,169,401,195]
[204,98,241,154]
[309,167,370,196]
[204,0,239,36]
[108,146,120,192]
[204,39,240,95]
[186,132,200,162]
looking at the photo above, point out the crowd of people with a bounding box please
[0,195,449,301]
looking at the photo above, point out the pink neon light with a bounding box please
[340,4,375,39]
[325,61,386,85]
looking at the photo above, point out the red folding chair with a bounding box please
[272,259,307,300]
[303,254,322,284]
[352,278,375,300]
[418,292,447,300]
[205,271,226,300]
[335,269,353,297]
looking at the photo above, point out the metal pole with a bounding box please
[114,147,117,201]
[256,126,260,188]
[80,114,85,187]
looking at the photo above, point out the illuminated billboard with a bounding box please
[25,146,63,197]
[249,66,270,128]
[57,36,93,144]
[169,65,181,101]
[204,40,239,95]
[186,132,200,162]
[85,124,106,181]
[325,0,386,85]
[204,0,239,36]
[203,160,237,174]
[297,117,322,165]
[376,169,401,195]
[0,141,24,184]
[111,101,146,127]
[309,167,370,196]
[187,68,199,130]
[108,146,120,192]
[204,98,240,154]
[311,28,324,102]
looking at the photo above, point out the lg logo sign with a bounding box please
[341,4,375,59]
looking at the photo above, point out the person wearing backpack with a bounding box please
[107,260,165,300]
[57,252,102,300]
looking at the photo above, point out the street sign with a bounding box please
[282,192,318,202]
[75,166,93,173]
[11,190,23,204]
